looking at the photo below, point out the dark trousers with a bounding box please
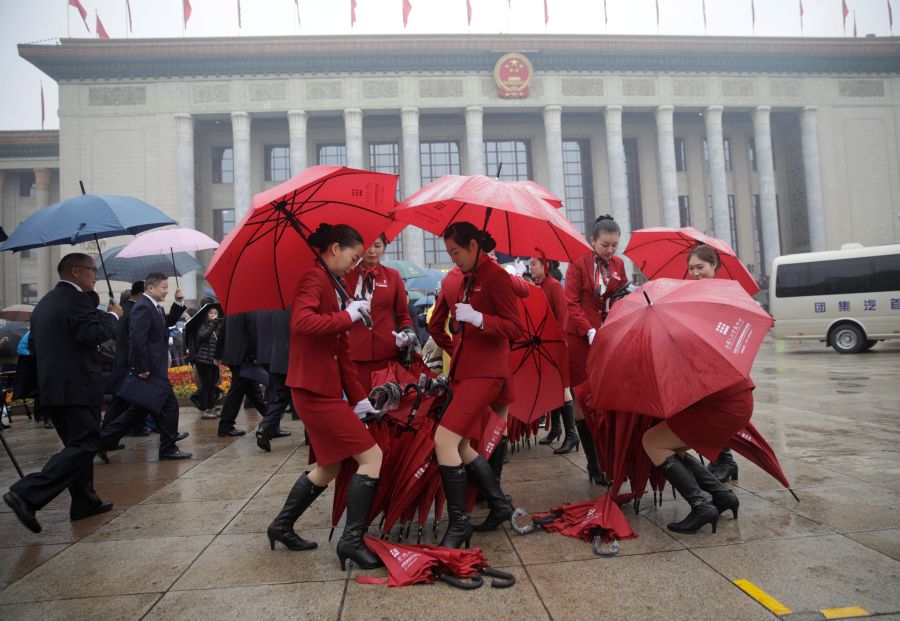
[100,388,180,455]
[219,364,266,433]
[258,371,291,436]
[195,363,219,411]
[10,406,103,513]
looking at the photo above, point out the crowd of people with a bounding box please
[3,213,756,574]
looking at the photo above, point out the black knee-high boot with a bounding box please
[267,473,326,551]
[468,456,515,532]
[438,464,473,549]
[538,409,562,445]
[680,453,739,518]
[336,474,383,570]
[553,400,579,454]
[573,419,609,485]
[660,455,719,534]
[707,447,739,483]
[488,436,509,482]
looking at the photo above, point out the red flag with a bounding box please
[350,0,357,26]
[237,0,242,28]
[96,11,110,39]
[702,0,707,30]
[40,82,45,130]
[69,0,90,32]
[544,0,549,24]
[125,0,133,32]
[466,0,472,25]
[183,0,192,27]
[890,0,895,34]
[403,0,412,27]
[842,0,849,32]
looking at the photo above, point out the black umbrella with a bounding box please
[96,244,202,284]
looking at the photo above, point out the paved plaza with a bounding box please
[0,337,898,620]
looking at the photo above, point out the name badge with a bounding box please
[473,286,482,292]
[375,281,388,288]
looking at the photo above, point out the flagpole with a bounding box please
[66,0,70,38]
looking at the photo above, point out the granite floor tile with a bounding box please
[0,544,67,589]
[83,500,243,542]
[759,483,900,532]
[844,528,900,561]
[140,473,270,504]
[0,593,161,621]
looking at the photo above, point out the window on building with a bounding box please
[213,208,235,242]
[19,171,35,197]
[420,141,461,265]
[317,144,347,166]
[748,137,757,172]
[20,284,38,305]
[674,137,687,173]
[483,140,531,181]
[212,147,234,184]
[623,138,643,231]
[562,140,595,237]
[265,145,290,182]
[370,142,402,260]
[727,194,738,253]
[752,194,765,277]
[723,137,733,172]
[678,195,691,227]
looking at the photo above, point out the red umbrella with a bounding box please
[588,278,773,419]
[206,165,398,314]
[624,226,760,296]
[525,493,636,556]
[510,180,563,209]
[727,421,798,500]
[508,283,567,425]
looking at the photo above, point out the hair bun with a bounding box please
[308,223,333,248]
[596,214,615,222]
[480,231,498,253]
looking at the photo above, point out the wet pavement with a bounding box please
[1,337,898,620]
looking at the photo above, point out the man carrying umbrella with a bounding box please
[4,253,122,533]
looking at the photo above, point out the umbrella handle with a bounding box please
[592,536,620,557]
[438,574,483,590]
[480,567,516,589]
[170,247,180,291]
[509,507,539,535]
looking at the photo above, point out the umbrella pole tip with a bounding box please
[642,291,652,306]
[789,489,800,503]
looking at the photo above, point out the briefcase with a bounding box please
[239,362,269,386]
[116,373,171,412]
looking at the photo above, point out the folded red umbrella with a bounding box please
[624,226,760,296]
[526,493,636,556]
[589,278,773,419]
[508,283,566,425]
[728,421,797,499]
[206,165,398,314]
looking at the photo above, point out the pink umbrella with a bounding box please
[118,227,218,289]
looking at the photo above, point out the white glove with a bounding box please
[454,303,484,329]
[392,330,411,348]
[353,398,376,420]
[587,328,597,345]
[346,300,371,323]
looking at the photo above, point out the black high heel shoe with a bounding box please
[335,474,383,570]
[266,473,325,551]
[438,464,475,548]
[661,455,720,535]
[680,453,739,519]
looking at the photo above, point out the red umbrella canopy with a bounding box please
[392,175,591,262]
[358,537,441,587]
[206,166,398,314]
[727,421,793,491]
[624,227,760,296]
[510,180,564,209]
[508,282,566,425]
[560,493,637,544]
[588,278,773,419]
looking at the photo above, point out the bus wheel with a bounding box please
[862,339,877,351]
[830,324,866,354]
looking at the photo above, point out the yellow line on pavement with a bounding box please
[820,607,869,619]
[732,579,793,615]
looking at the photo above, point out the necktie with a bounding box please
[158,305,165,321]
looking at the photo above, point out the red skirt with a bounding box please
[291,388,376,467]
[667,379,755,462]
[566,332,590,388]
[353,357,392,394]
[440,377,507,440]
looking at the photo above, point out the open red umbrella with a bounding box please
[727,421,798,500]
[508,283,567,425]
[624,226,760,296]
[206,165,398,314]
[510,180,563,209]
[588,278,773,419]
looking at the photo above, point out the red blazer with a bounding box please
[286,264,366,404]
[344,263,413,362]
[539,276,567,327]
[428,256,523,380]
[565,254,628,336]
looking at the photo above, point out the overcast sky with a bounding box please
[0,0,895,130]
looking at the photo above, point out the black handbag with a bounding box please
[116,373,171,412]
[238,362,269,385]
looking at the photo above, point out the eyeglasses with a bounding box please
[75,265,98,273]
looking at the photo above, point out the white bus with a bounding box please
[769,243,900,354]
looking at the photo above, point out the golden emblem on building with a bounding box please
[494,52,533,99]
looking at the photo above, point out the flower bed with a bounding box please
[168,365,231,398]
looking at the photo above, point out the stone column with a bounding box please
[287,110,308,176]
[33,168,53,297]
[752,106,781,272]
[604,106,631,239]
[464,106,485,176]
[543,105,566,216]
[655,105,680,228]
[705,105,730,243]
[344,108,364,169]
[801,106,826,251]
[401,107,424,265]
[231,111,252,221]
[174,113,197,300]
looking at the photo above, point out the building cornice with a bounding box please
[18,34,900,81]
[0,131,60,159]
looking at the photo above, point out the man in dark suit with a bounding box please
[4,253,122,533]
[100,272,191,460]
[255,310,293,451]
[215,311,266,437]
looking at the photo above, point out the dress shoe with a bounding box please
[3,491,41,533]
[43,420,55,429]
[273,429,292,438]
[200,410,219,420]
[256,431,272,452]
[107,443,126,451]
[175,431,189,441]
[70,500,113,521]
[218,428,246,437]
[159,449,193,460]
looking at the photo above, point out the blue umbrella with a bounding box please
[413,295,435,308]
[96,244,202,284]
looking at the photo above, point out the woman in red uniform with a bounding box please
[344,234,416,393]
[529,252,571,446]
[640,244,746,535]
[562,215,630,484]
[427,222,523,548]
[266,224,383,571]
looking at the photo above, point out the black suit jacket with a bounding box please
[30,282,118,407]
[215,312,257,367]
[255,311,275,370]
[128,295,185,380]
[269,309,291,375]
